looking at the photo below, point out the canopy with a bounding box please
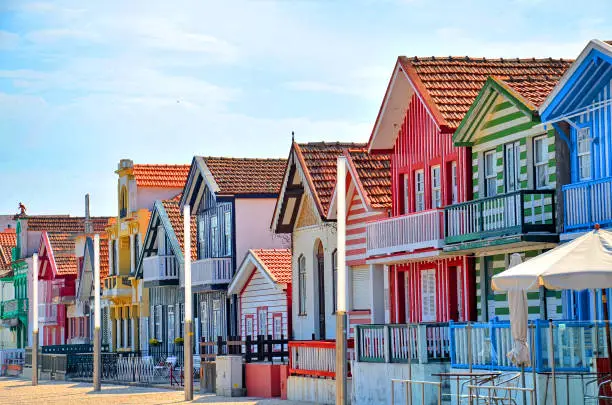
[492,229,612,292]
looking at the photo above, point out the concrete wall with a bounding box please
[292,223,337,340]
[234,198,288,268]
[352,361,449,405]
[287,376,352,404]
[0,215,16,231]
[136,187,183,212]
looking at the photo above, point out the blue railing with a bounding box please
[450,320,606,372]
[563,177,612,232]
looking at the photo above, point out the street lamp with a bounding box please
[184,205,193,401]
[32,253,39,386]
[335,156,348,405]
[94,234,101,391]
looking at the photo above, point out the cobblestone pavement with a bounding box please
[0,378,310,405]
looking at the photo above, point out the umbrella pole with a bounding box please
[602,289,612,377]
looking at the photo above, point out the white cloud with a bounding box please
[0,30,20,49]
[25,28,99,44]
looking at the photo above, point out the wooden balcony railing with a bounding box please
[184,257,232,287]
[366,209,444,257]
[444,190,556,244]
[563,177,612,232]
[0,298,28,319]
[103,275,132,297]
[288,339,355,379]
[142,255,179,283]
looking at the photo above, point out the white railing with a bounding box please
[187,257,232,287]
[564,177,612,231]
[142,255,179,282]
[366,209,444,257]
[289,341,337,377]
[39,303,58,324]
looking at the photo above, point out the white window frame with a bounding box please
[504,141,521,192]
[451,161,458,204]
[484,150,497,197]
[224,211,232,255]
[210,215,218,257]
[415,170,425,211]
[533,136,548,189]
[431,166,441,208]
[257,307,268,337]
[577,127,592,181]
[421,269,436,322]
[402,174,410,214]
[298,255,307,315]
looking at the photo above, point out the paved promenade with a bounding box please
[0,378,309,405]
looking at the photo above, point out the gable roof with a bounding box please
[454,75,562,145]
[25,216,110,233]
[540,39,612,122]
[161,197,197,261]
[369,55,571,150]
[228,248,291,295]
[38,231,78,278]
[346,148,392,210]
[180,156,287,214]
[132,164,191,188]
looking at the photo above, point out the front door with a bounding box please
[316,242,326,339]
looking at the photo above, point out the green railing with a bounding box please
[0,298,28,319]
[444,190,556,244]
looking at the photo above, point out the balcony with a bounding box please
[563,177,612,233]
[183,257,232,288]
[102,275,132,298]
[0,298,28,320]
[444,190,556,250]
[365,209,444,258]
[143,255,179,286]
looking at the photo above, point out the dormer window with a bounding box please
[120,186,128,218]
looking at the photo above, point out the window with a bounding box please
[351,267,371,311]
[402,174,410,214]
[431,166,441,208]
[484,150,497,197]
[273,314,283,351]
[298,255,307,315]
[224,211,232,255]
[415,170,425,211]
[577,127,592,181]
[210,216,218,257]
[505,141,520,192]
[168,305,175,349]
[533,136,548,189]
[154,306,162,341]
[257,307,268,337]
[245,315,254,338]
[212,298,221,338]
[332,249,337,313]
[451,161,458,204]
[421,269,436,322]
[179,303,185,338]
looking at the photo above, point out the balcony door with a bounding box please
[316,241,326,339]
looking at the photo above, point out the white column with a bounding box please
[336,157,347,313]
[384,265,390,324]
[369,264,385,324]
[33,254,39,333]
[114,240,120,275]
[116,318,121,349]
[131,317,136,351]
[184,205,192,322]
[123,318,128,349]
[94,235,101,329]
[129,234,135,275]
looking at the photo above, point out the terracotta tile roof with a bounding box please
[99,237,109,280]
[399,56,572,129]
[498,76,562,109]
[48,232,75,254]
[252,249,292,284]
[132,164,190,188]
[296,142,366,216]
[161,198,197,261]
[201,157,287,195]
[0,231,16,271]
[55,255,78,276]
[26,216,110,233]
[347,149,392,209]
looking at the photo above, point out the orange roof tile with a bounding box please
[399,56,572,129]
[48,232,75,254]
[252,249,292,284]
[347,149,392,210]
[296,142,366,216]
[26,216,110,233]
[132,164,190,188]
[0,231,16,271]
[161,198,197,261]
[55,255,78,276]
[202,157,287,195]
[99,237,109,280]
[498,76,560,109]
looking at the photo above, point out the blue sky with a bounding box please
[0,0,611,217]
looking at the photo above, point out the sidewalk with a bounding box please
[0,377,311,405]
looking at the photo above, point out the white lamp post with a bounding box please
[94,234,101,391]
[183,205,193,400]
[32,253,39,386]
[335,156,348,405]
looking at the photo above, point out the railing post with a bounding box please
[383,325,390,363]
[520,191,526,232]
[467,322,473,374]
[587,182,593,226]
[417,324,428,364]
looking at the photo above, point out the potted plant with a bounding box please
[174,337,184,346]
[149,338,161,346]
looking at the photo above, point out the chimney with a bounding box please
[85,194,93,234]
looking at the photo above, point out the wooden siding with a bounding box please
[196,291,230,341]
[392,256,471,323]
[475,251,562,321]
[392,93,471,216]
[239,268,289,339]
[346,193,386,266]
[197,200,232,261]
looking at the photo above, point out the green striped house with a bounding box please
[444,76,567,321]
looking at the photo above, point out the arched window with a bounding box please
[298,255,306,315]
[119,186,128,218]
[332,249,338,313]
[314,240,326,338]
